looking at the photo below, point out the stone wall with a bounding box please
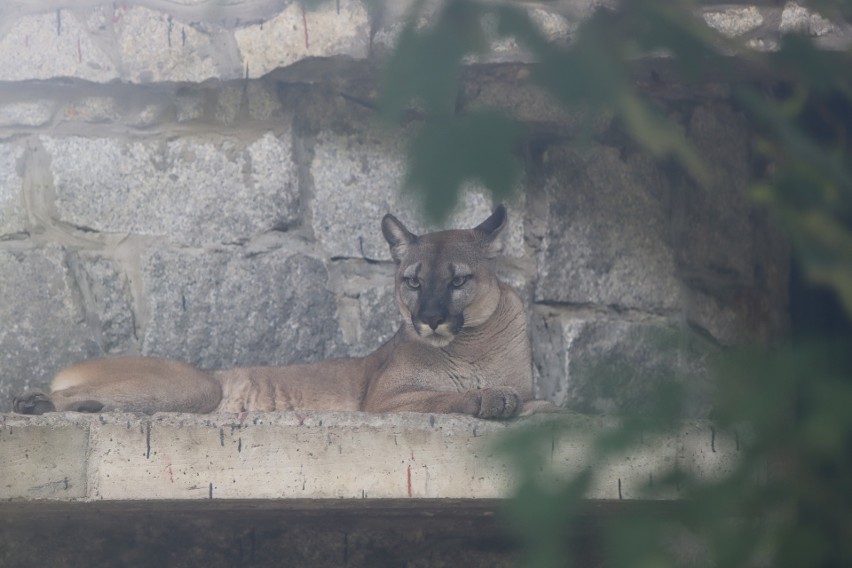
[0,0,819,415]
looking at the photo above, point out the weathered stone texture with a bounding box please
[140,247,343,370]
[532,313,717,417]
[676,105,753,281]
[0,247,96,405]
[43,132,298,245]
[65,251,137,355]
[60,96,119,124]
[0,11,118,82]
[0,101,56,128]
[235,2,371,78]
[0,1,849,86]
[702,7,765,38]
[535,144,681,312]
[534,104,788,347]
[0,143,26,238]
[116,6,222,83]
[675,104,790,344]
[780,2,837,36]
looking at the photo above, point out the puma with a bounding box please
[14,205,556,418]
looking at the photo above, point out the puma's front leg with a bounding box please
[364,387,522,419]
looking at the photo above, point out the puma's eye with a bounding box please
[405,277,421,290]
[451,275,469,288]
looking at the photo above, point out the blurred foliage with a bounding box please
[376,0,852,567]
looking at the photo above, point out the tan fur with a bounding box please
[14,206,558,418]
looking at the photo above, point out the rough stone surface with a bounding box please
[531,313,718,417]
[702,7,764,38]
[0,11,118,82]
[675,104,790,344]
[44,132,299,245]
[140,247,343,370]
[675,105,754,282]
[535,144,681,312]
[0,1,849,86]
[60,96,119,123]
[65,250,137,355]
[0,101,56,128]
[116,6,221,83]
[780,2,837,36]
[0,247,99,407]
[0,143,27,238]
[234,2,371,78]
[215,81,284,124]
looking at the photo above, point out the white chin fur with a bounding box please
[413,323,456,347]
[423,334,454,347]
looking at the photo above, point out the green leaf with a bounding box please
[379,0,485,121]
[405,111,522,221]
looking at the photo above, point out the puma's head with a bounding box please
[382,205,507,347]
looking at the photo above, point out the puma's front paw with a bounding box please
[13,390,55,415]
[466,387,521,419]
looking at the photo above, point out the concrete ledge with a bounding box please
[0,411,737,502]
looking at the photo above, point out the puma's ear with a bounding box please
[473,204,507,239]
[473,205,507,257]
[382,213,417,263]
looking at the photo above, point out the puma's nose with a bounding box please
[421,311,445,330]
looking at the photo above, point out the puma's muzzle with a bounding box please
[411,310,463,347]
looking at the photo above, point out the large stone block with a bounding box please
[64,250,137,355]
[115,6,224,83]
[235,2,370,78]
[140,247,343,371]
[780,2,836,36]
[310,128,525,261]
[701,6,764,38]
[59,96,119,124]
[535,144,681,312]
[535,104,789,346]
[0,100,56,128]
[675,105,753,284]
[0,143,26,238]
[675,104,790,344]
[214,81,284,124]
[44,132,298,245]
[532,312,717,418]
[0,247,96,411]
[0,10,118,82]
